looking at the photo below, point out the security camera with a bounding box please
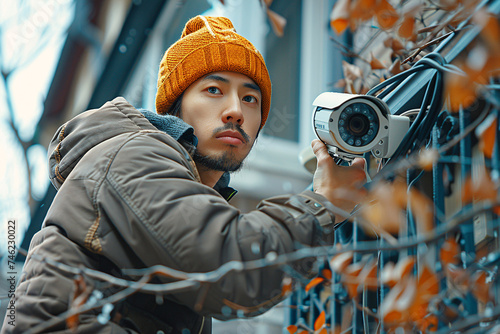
[313,92,410,162]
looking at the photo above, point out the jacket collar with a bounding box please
[140,110,237,201]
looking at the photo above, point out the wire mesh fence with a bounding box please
[287,0,500,332]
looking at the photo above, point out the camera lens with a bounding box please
[348,115,370,136]
[338,102,379,147]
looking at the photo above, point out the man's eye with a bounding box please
[207,87,221,94]
[243,95,257,103]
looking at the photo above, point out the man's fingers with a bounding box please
[350,157,366,170]
[311,139,326,155]
[311,140,332,166]
[350,158,368,183]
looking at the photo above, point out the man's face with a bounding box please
[181,71,262,172]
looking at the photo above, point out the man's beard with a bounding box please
[192,123,253,172]
[192,149,244,172]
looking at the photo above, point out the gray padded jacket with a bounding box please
[2,97,337,334]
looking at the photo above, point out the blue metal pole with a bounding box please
[459,107,478,315]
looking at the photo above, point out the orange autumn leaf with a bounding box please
[342,262,364,298]
[298,331,308,334]
[287,325,298,334]
[359,84,370,95]
[342,60,363,82]
[384,37,405,53]
[66,312,79,330]
[463,57,490,85]
[361,198,403,236]
[475,113,497,159]
[408,186,435,234]
[415,314,439,332]
[384,310,404,324]
[472,270,492,304]
[321,268,333,280]
[445,264,470,293]
[474,10,500,52]
[418,148,439,171]
[462,168,498,206]
[330,0,350,35]
[439,299,461,322]
[358,0,377,11]
[375,0,399,30]
[350,0,377,22]
[396,256,416,280]
[419,265,440,295]
[342,60,363,94]
[381,256,415,287]
[330,251,353,274]
[399,1,423,40]
[461,48,495,89]
[411,298,433,319]
[409,265,439,323]
[380,277,417,324]
[440,237,461,266]
[484,54,500,75]
[346,80,357,94]
[381,262,397,287]
[361,180,410,236]
[398,14,416,40]
[331,325,342,334]
[445,71,478,112]
[305,277,325,292]
[364,181,406,231]
[370,52,386,70]
[389,58,404,75]
[388,180,409,207]
[66,276,90,331]
[267,8,287,37]
[330,18,349,36]
[314,311,326,331]
[282,277,293,295]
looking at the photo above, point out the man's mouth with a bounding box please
[216,130,246,145]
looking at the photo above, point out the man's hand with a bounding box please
[311,139,367,223]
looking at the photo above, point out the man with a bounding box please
[3,16,366,333]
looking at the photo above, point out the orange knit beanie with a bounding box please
[155,15,272,128]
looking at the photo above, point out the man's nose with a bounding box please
[222,94,244,125]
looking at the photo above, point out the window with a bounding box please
[262,0,302,142]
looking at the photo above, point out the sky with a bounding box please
[0,0,74,255]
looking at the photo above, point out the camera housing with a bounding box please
[313,92,410,161]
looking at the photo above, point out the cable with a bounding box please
[388,73,439,162]
[366,53,464,100]
[399,109,421,117]
[364,52,453,171]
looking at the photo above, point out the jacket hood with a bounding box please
[47,98,158,190]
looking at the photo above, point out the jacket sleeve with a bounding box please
[89,131,337,319]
